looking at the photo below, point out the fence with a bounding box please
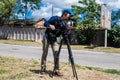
[0,25,79,44]
[0,25,45,42]
[0,25,105,45]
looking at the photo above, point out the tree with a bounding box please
[111,9,120,27]
[16,0,42,20]
[0,0,16,25]
[71,0,101,45]
[72,0,101,28]
[0,0,42,26]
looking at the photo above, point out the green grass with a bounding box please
[0,69,9,74]
[85,66,120,75]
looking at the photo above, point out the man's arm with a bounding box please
[44,16,59,30]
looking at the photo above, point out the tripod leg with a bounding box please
[65,37,78,80]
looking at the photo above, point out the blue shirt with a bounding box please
[44,16,61,27]
[44,16,61,38]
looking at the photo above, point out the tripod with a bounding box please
[53,32,78,80]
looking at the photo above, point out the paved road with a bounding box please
[0,43,120,70]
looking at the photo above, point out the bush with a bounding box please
[76,27,95,45]
[108,27,120,47]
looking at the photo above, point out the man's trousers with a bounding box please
[41,36,59,71]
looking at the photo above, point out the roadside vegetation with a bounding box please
[0,39,120,53]
[72,0,120,47]
[0,56,120,80]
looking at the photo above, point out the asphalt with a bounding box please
[0,43,120,70]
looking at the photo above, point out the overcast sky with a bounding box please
[28,0,120,19]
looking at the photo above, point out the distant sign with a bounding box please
[101,5,112,29]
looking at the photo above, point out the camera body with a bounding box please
[56,17,76,35]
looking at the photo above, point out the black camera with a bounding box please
[69,17,77,27]
[56,17,76,34]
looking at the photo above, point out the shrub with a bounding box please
[76,26,95,45]
[108,27,120,47]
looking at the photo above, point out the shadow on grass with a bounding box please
[29,69,53,78]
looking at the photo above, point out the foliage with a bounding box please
[16,0,42,19]
[108,26,120,47]
[72,0,101,28]
[72,0,101,45]
[76,26,95,45]
[0,0,17,25]
[111,9,120,27]
[0,0,42,26]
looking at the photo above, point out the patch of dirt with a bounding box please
[28,62,120,80]
[0,56,120,80]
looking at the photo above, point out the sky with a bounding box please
[96,0,120,10]
[18,0,120,19]
[31,0,80,19]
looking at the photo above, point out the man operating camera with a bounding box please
[41,10,71,76]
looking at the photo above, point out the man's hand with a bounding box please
[50,25,55,30]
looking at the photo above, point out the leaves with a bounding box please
[72,0,101,45]
[16,0,42,19]
[0,0,42,25]
[72,0,101,28]
[108,27,120,47]
[0,0,17,25]
[112,9,120,27]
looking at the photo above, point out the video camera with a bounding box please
[56,17,77,35]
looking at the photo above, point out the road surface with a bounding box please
[0,43,120,70]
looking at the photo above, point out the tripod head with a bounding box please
[55,17,76,35]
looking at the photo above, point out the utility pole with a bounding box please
[24,0,28,24]
[52,4,53,16]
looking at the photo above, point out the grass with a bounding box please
[70,45,120,53]
[0,39,41,46]
[0,39,120,53]
[0,56,120,80]
[85,66,120,75]
[0,56,39,80]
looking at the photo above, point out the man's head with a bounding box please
[61,10,71,21]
